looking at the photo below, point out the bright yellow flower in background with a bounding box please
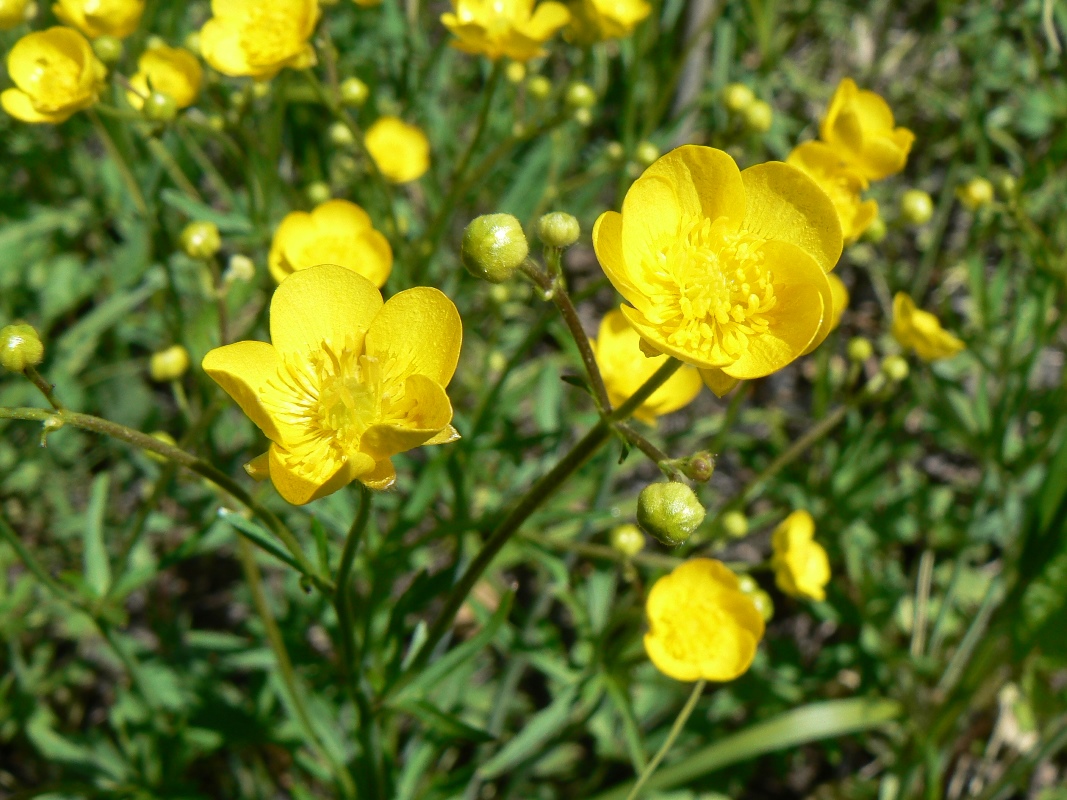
[0,0,31,30]
[826,273,848,333]
[644,559,765,682]
[567,0,650,42]
[269,199,393,287]
[593,145,842,387]
[54,0,144,39]
[441,0,570,62]
[203,265,462,505]
[820,78,914,182]
[892,292,965,361]
[126,45,203,111]
[200,0,319,80]
[787,141,878,245]
[771,510,830,602]
[365,117,431,184]
[591,309,702,424]
[2,27,106,124]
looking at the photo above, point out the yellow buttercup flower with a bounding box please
[0,0,31,29]
[268,199,392,287]
[1,27,106,124]
[891,292,965,361]
[441,0,570,62]
[54,0,144,38]
[590,309,702,424]
[200,0,319,80]
[203,265,462,504]
[126,46,203,111]
[820,78,914,182]
[593,145,842,387]
[826,272,848,333]
[365,117,430,184]
[567,0,649,42]
[787,141,878,245]
[771,510,830,602]
[644,559,765,682]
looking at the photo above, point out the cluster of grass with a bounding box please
[1,0,1066,797]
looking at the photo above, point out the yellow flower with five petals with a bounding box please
[203,264,462,504]
[787,141,878,245]
[590,309,702,424]
[1,27,106,124]
[644,558,765,682]
[269,199,392,287]
[441,0,570,62]
[567,0,649,43]
[53,0,144,39]
[200,0,319,80]
[126,45,203,111]
[891,292,965,361]
[592,145,842,390]
[771,510,830,602]
[820,78,914,182]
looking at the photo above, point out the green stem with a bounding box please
[88,109,148,216]
[624,679,707,800]
[0,406,330,593]
[451,61,504,190]
[335,485,371,695]
[613,422,681,479]
[24,365,64,411]
[145,135,203,201]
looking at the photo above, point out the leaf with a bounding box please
[589,697,902,800]
[160,188,254,234]
[393,699,495,743]
[217,509,303,574]
[83,474,111,597]
[477,682,581,779]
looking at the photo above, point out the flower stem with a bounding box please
[624,679,707,800]
[145,134,203,202]
[335,485,371,695]
[24,365,64,411]
[88,109,148,216]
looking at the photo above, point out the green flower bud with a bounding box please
[742,99,774,133]
[328,121,355,147]
[636,482,706,547]
[679,451,715,482]
[340,76,370,107]
[183,31,201,55]
[863,214,887,243]
[150,345,190,382]
[536,212,580,248]
[180,221,221,259]
[305,181,332,205]
[604,141,624,161]
[565,82,596,109]
[610,523,645,558]
[145,35,167,50]
[251,80,271,99]
[206,113,225,132]
[144,91,178,123]
[92,35,122,65]
[900,189,934,225]
[737,574,758,594]
[881,354,909,382]
[721,509,749,539]
[527,75,552,100]
[957,177,994,211]
[997,173,1017,197]
[573,107,593,126]
[461,213,529,284]
[505,61,526,84]
[750,589,774,622]
[634,140,659,167]
[722,83,755,113]
[847,336,874,362]
[0,322,44,373]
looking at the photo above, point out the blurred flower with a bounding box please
[1,27,106,123]
[820,78,914,181]
[771,510,830,601]
[0,0,31,29]
[957,176,994,211]
[202,265,462,504]
[54,0,143,39]
[593,145,842,386]
[365,116,430,183]
[200,0,319,79]
[567,0,649,43]
[891,292,965,361]
[590,310,701,424]
[826,272,848,332]
[441,0,570,62]
[644,558,765,682]
[126,45,202,111]
[150,345,191,381]
[269,199,392,287]
[787,141,878,245]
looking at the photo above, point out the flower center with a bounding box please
[641,216,776,364]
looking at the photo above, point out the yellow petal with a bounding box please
[243,451,270,480]
[1,88,70,123]
[268,444,373,505]
[199,18,257,77]
[740,161,843,274]
[312,198,372,231]
[826,272,849,332]
[268,210,312,283]
[360,459,396,490]
[619,304,732,369]
[424,424,461,445]
[522,0,569,37]
[699,368,740,397]
[359,375,454,461]
[364,287,462,387]
[592,211,648,313]
[620,174,682,266]
[201,340,284,441]
[269,263,383,357]
[641,145,746,228]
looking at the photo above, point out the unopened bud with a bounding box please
[634,140,659,167]
[565,82,596,109]
[92,35,122,64]
[847,337,873,362]
[742,99,773,133]
[604,141,624,161]
[957,177,994,211]
[461,213,529,284]
[722,83,755,113]
[340,76,369,106]
[573,107,592,126]
[679,451,715,482]
[183,31,201,55]
[251,80,271,99]
[721,509,749,539]
[750,589,774,622]
[536,212,580,248]
[610,524,645,558]
[328,121,355,147]
[305,181,332,205]
[900,189,934,225]
[636,482,706,547]
[0,322,44,373]
[144,91,178,122]
[150,345,190,382]
[997,174,1017,197]
[881,354,909,382]
[527,75,551,100]
[224,254,256,283]
[864,214,887,243]
[505,61,526,84]
[180,221,221,259]
[737,574,758,594]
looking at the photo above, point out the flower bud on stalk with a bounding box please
[847,337,874,362]
[636,482,706,547]
[144,91,178,123]
[881,354,909,382]
[526,75,551,100]
[721,509,749,539]
[634,140,659,167]
[678,451,715,482]
[92,34,122,64]
[461,214,529,283]
[610,523,645,558]
[505,61,526,83]
[722,83,754,113]
[1,322,44,373]
[150,345,190,382]
[340,76,369,106]
[305,181,332,205]
[957,177,994,211]
[742,100,774,133]
[900,189,934,225]
[180,221,221,259]
[536,212,580,248]
[565,82,596,109]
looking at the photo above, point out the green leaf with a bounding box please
[589,697,902,800]
[160,188,255,234]
[217,509,303,574]
[83,474,111,597]
[477,682,581,779]
[393,699,495,743]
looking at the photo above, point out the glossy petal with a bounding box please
[360,375,454,461]
[201,340,283,441]
[699,368,740,397]
[642,145,746,228]
[523,0,569,37]
[360,459,396,490]
[592,211,649,314]
[365,288,462,387]
[2,89,69,123]
[200,18,256,76]
[268,444,372,505]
